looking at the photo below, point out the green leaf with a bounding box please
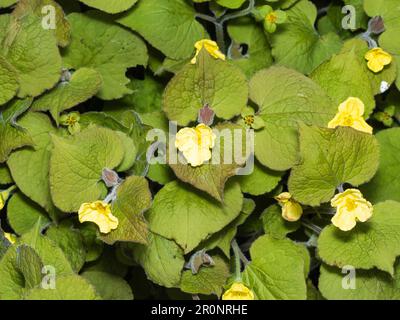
[78,0,138,13]
[15,245,44,290]
[84,246,128,277]
[80,223,103,263]
[343,0,369,30]
[7,112,58,211]
[82,271,133,300]
[364,0,400,89]
[319,262,400,300]
[118,0,206,60]
[25,275,100,300]
[311,50,375,118]
[31,68,102,121]
[242,235,309,300]
[163,50,248,126]
[217,0,245,9]
[249,66,336,171]
[0,99,34,163]
[227,18,273,78]
[180,255,229,296]
[234,160,283,196]
[115,131,138,172]
[0,55,18,105]
[147,162,175,185]
[79,111,128,132]
[13,0,71,47]
[0,246,25,299]
[1,14,62,97]
[169,123,248,201]
[0,244,44,298]
[49,126,125,212]
[101,176,151,245]
[147,181,243,253]
[0,0,17,8]
[270,0,342,74]
[318,201,400,275]
[20,219,75,276]
[0,163,13,184]
[62,12,148,100]
[46,223,86,273]
[340,39,398,96]
[288,125,379,206]
[307,280,324,300]
[130,232,185,288]
[362,126,400,204]
[261,204,300,239]
[7,193,50,235]
[117,74,163,114]
[202,198,254,256]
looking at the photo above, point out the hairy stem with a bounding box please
[215,22,226,53]
[219,0,255,24]
[195,13,217,24]
[301,220,322,235]
[231,239,243,281]
[195,0,255,53]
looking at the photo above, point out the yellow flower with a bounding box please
[328,97,373,134]
[191,39,226,64]
[331,189,373,231]
[222,282,255,300]
[78,201,118,234]
[60,112,81,135]
[275,192,303,222]
[175,123,216,167]
[365,48,392,73]
[4,233,16,244]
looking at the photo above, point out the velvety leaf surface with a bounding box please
[288,125,379,206]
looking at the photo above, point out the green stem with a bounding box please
[219,0,255,24]
[195,0,255,54]
[215,23,226,53]
[231,239,243,282]
[195,13,217,24]
[5,185,17,194]
[301,220,322,235]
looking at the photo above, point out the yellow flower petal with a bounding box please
[328,97,373,134]
[175,124,216,167]
[275,192,303,222]
[78,201,118,234]
[222,282,255,300]
[331,209,357,232]
[367,59,385,73]
[338,97,365,117]
[191,39,226,64]
[282,201,303,222]
[275,191,292,203]
[175,128,197,152]
[330,189,373,231]
[351,118,373,134]
[265,12,277,23]
[365,48,392,73]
